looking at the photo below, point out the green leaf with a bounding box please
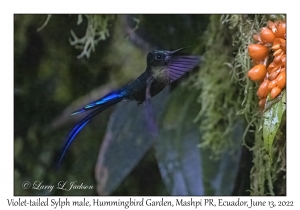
[263,92,286,156]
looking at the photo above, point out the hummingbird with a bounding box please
[57,47,201,165]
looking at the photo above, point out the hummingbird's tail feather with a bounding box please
[56,95,124,167]
[167,55,201,82]
[71,90,127,115]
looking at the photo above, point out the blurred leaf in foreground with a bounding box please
[155,85,243,195]
[95,88,169,195]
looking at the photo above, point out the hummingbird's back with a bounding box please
[125,70,168,104]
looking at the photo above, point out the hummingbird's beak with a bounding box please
[170,46,190,55]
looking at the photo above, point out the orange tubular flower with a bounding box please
[247,20,286,109]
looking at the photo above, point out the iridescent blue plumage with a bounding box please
[71,90,127,115]
[57,47,201,165]
[57,90,125,165]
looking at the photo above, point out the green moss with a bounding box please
[70,15,116,59]
[191,14,286,195]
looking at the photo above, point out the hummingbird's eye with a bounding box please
[155,54,162,60]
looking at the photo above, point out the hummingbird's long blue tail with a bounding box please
[57,89,126,166]
[71,90,127,115]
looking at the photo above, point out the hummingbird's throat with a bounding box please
[151,66,168,82]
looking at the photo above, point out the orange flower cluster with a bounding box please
[247,21,286,109]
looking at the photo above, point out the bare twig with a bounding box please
[121,15,154,53]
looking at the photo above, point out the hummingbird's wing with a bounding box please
[167,55,201,82]
[144,77,158,137]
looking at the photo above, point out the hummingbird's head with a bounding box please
[146,47,187,67]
